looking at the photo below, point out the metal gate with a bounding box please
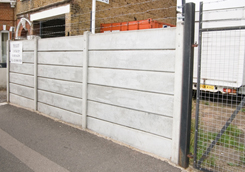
[193,2,245,172]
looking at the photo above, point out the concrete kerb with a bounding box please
[6,102,187,172]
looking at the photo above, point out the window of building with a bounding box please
[33,17,65,38]
[30,4,70,38]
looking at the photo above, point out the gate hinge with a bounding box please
[192,42,198,47]
[187,153,194,158]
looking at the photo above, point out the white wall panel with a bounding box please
[88,101,173,138]
[88,117,172,159]
[10,63,34,75]
[10,73,34,87]
[38,78,82,98]
[88,68,174,94]
[22,40,35,51]
[88,84,174,117]
[10,83,34,99]
[23,52,34,63]
[38,65,82,82]
[10,94,34,110]
[89,28,176,50]
[89,50,175,72]
[38,36,83,51]
[38,102,83,126]
[38,90,82,114]
[38,52,83,66]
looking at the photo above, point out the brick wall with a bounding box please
[0,3,15,31]
[70,0,176,35]
[15,0,64,14]
[15,0,176,36]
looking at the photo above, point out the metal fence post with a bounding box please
[194,2,203,168]
[179,2,195,168]
[182,0,186,18]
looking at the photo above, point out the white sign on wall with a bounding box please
[97,0,109,4]
[10,42,22,64]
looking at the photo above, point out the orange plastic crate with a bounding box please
[100,18,175,33]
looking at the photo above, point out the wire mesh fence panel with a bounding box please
[193,2,245,172]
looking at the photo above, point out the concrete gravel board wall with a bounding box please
[8,25,183,164]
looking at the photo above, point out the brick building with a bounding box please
[0,0,15,65]
[14,0,176,38]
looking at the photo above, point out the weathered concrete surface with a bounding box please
[0,104,183,172]
[0,68,6,90]
[0,90,6,103]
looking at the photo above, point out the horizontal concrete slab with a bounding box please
[23,52,34,63]
[38,102,83,126]
[12,40,35,51]
[10,83,34,100]
[88,101,173,138]
[10,73,34,88]
[10,63,34,75]
[89,50,175,72]
[38,52,83,66]
[88,84,174,117]
[38,78,83,98]
[87,117,172,159]
[88,68,174,94]
[38,65,83,82]
[10,94,34,110]
[38,36,84,51]
[38,90,83,114]
[89,28,176,50]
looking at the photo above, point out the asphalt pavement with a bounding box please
[0,93,183,172]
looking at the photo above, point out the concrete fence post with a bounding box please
[6,40,10,103]
[82,31,89,129]
[172,22,184,164]
[34,37,38,111]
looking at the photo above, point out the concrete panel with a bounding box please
[88,101,173,138]
[0,68,6,89]
[10,83,34,99]
[22,40,35,51]
[38,78,83,98]
[38,36,84,51]
[10,63,34,75]
[10,73,34,87]
[88,68,174,94]
[88,85,174,117]
[38,52,83,66]
[10,94,34,110]
[38,90,82,114]
[89,50,175,72]
[89,28,176,50]
[87,117,172,159]
[172,22,184,163]
[38,65,82,82]
[23,52,34,63]
[38,102,83,126]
